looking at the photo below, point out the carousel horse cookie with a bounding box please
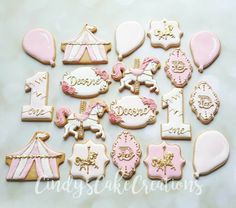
[112,57,161,94]
[61,24,111,64]
[5,131,65,181]
[55,100,108,140]
[68,140,109,182]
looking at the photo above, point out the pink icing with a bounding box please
[23,28,56,67]
[140,57,160,71]
[55,107,71,127]
[61,81,76,95]
[108,111,122,123]
[141,97,157,112]
[112,62,126,80]
[190,31,221,72]
[94,68,109,81]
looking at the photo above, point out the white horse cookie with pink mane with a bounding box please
[61,67,111,98]
[112,57,161,94]
[164,49,192,88]
[55,100,108,140]
[5,131,65,181]
[111,131,142,179]
[68,140,109,182]
[109,96,158,129]
[144,142,185,183]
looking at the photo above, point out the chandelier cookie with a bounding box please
[112,57,161,94]
[164,49,192,88]
[161,88,191,140]
[61,67,111,99]
[21,72,54,122]
[5,131,65,181]
[23,28,56,67]
[55,100,108,140]
[193,131,229,179]
[111,131,142,179]
[144,142,185,183]
[115,21,145,61]
[61,24,111,64]
[147,19,183,50]
[109,96,158,129]
[68,140,109,182]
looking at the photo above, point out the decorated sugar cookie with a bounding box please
[193,131,229,179]
[21,72,54,121]
[109,96,158,129]
[147,19,183,50]
[144,142,185,183]
[112,57,161,94]
[164,49,192,87]
[115,21,145,61]
[23,28,56,67]
[61,67,111,98]
[190,81,220,124]
[161,88,191,140]
[55,100,108,140]
[5,131,65,181]
[61,24,111,64]
[111,131,142,179]
[190,31,221,73]
[68,140,109,182]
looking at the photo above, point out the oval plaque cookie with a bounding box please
[61,67,111,98]
[109,96,158,128]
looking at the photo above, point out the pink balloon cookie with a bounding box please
[23,28,56,67]
[164,49,192,87]
[111,131,142,179]
[190,31,221,73]
[144,142,185,183]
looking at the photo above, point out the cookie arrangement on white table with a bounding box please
[5,21,229,183]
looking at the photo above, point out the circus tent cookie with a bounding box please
[112,57,161,94]
[144,142,185,183]
[111,131,142,179]
[21,72,54,122]
[161,88,191,140]
[55,100,108,140]
[5,131,65,181]
[61,67,111,98]
[190,81,220,124]
[147,19,183,50]
[190,31,221,73]
[61,24,111,64]
[109,96,158,129]
[115,21,145,61]
[68,140,109,182]
[23,28,56,67]
[193,131,229,179]
[164,49,192,87]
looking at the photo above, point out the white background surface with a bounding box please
[1,0,236,207]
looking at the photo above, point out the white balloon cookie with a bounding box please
[68,140,109,182]
[193,131,229,179]
[61,67,111,98]
[190,81,220,124]
[109,96,158,129]
[148,19,183,50]
[115,21,145,61]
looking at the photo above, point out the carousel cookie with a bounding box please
[115,21,145,61]
[111,131,142,179]
[112,57,161,94]
[109,96,158,129]
[147,19,183,50]
[61,24,111,64]
[61,67,111,98]
[68,140,109,182]
[55,100,108,140]
[164,49,192,88]
[21,72,54,122]
[5,131,65,181]
[144,141,185,183]
[190,81,220,124]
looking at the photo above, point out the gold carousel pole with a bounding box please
[134,58,140,94]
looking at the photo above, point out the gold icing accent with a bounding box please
[198,95,214,109]
[154,21,175,40]
[118,146,135,161]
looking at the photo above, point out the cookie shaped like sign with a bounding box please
[109,96,158,129]
[61,67,111,98]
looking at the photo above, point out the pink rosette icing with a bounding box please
[61,81,76,95]
[141,97,157,112]
[95,68,109,81]
[108,111,122,123]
